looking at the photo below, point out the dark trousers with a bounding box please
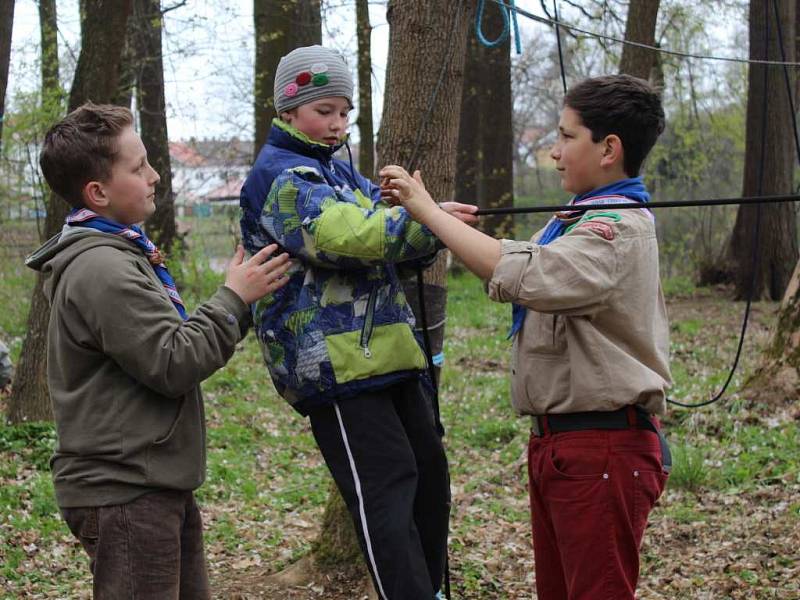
[528,428,668,600]
[309,378,451,600]
[60,490,209,600]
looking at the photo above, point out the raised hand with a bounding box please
[225,244,292,304]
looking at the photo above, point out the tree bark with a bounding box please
[7,0,133,424]
[253,0,321,160]
[376,0,474,401]
[39,0,58,102]
[132,0,176,253]
[730,0,798,301]
[618,0,661,81]
[355,0,374,178]
[455,0,514,238]
[0,0,14,152]
[751,259,800,399]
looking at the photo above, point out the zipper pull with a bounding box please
[363,345,372,359]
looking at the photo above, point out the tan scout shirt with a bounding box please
[488,207,671,417]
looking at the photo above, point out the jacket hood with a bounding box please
[26,226,141,303]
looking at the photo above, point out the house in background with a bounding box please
[169,138,253,217]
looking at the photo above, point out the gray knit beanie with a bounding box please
[274,45,354,114]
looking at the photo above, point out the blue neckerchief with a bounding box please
[508,177,650,339]
[66,208,188,320]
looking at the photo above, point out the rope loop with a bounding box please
[476,0,522,54]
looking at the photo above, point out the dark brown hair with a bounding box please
[564,74,665,177]
[39,102,134,208]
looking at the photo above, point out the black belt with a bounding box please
[533,405,672,473]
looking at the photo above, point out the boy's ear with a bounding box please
[82,180,110,211]
[599,134,624,169]
[280,109,295,124]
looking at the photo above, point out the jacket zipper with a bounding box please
[360,287,378,358]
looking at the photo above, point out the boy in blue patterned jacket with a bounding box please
[239,45,477,600]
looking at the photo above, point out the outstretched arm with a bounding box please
[379,165,501,280]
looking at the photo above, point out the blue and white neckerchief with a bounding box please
[508,177,652,339]
[66,208,188,320]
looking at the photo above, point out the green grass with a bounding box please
[1,255,798,598]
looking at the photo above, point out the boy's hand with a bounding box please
[379,166,439,222]
[439,202,479,225]
[225,244,291,304]
[379,176,400,206]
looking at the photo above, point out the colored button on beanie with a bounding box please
[274,45,354,114]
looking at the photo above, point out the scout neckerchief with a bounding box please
[66,208,188,320]
[508,176,651,339]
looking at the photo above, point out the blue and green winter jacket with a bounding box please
[240,119,439,415]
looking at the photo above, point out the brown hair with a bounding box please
[564,75,665,177]
[39,102,134,208]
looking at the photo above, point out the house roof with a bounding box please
[169,139,254,168]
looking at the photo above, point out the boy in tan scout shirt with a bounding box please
[28,103,291,599]
[381,74,672,600]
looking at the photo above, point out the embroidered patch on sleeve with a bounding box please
[577,221,615,240]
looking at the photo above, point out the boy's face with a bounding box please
[86,126,160,225]
[550,106,610,196]
[282,97,351,146]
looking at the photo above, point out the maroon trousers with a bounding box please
[527,426,667,600]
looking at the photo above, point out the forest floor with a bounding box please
[0,244,798,599]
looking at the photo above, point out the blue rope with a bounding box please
[476,0,522,55]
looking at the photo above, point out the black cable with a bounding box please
[403,7,467,597]
[474,193,800,216]
[407,0,467,172]
[667,0,771,409]
[552,0,567,95]
[488,0,800,67]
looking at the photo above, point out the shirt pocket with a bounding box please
[522,311,567,355]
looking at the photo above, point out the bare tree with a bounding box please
[729,0,798,300]
[754,260,800,399]
[618,0,661,80]
[455,0,514,237]
[7,0,133,424]
[253,0,321,160]
[355,0,374,177]
[131,0,176,253]
[375,0,474,436]
[0,0,14,151]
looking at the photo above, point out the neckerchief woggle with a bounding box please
[66,208,189,320]
[508,177,651,339]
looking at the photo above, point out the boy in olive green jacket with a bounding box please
[29,103,290,599]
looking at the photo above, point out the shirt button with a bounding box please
[526,244,533,251]
[226,314,236,325]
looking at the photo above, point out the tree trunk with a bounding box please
[7,0,133,424]
[132,0,176,253]
[456,0,514,238]
[729,0,798,301]
[113,15,138,109]
[355,0,374,178]
[751,259,800,399]
[253,0,321,160]
[0,0,14,152]
[618,0,661,81]
[375,0,474,408]
[39,0,59,100]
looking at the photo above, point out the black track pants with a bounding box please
[309,378,451,600]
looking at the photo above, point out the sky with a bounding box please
[6,1,744,142]
[6,0,553,142]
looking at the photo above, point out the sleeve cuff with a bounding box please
[488,239,539,303]
[216,286,253,337]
